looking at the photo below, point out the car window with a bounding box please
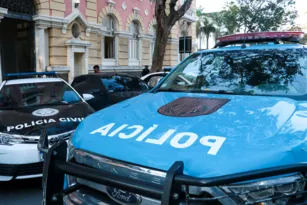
[0,81,82,109]
[101,76,148,92]
[71,76,87,87]
[144,73,167,83]
[158,49,307,97]
[72,76,103,95]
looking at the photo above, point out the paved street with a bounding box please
[0,178,41,205]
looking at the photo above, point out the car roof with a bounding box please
[4,78,63,85]
[75,72,139,79]
[196,43,306,54]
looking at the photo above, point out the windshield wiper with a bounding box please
[154,88,185,93]
[27,101,71,107]
[0,107,20,110]
[190,89,255,95]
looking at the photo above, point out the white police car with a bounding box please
[0,72,95,181]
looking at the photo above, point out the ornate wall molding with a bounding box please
[126,9,145,33]
[148,18,157,34]
[98,3,123,30]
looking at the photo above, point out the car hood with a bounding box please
[0,102,94,136]
[73,92,307,178]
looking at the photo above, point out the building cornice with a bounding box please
[138,33,154,40]
[33,11,103,35]
[114,30,133,38]
[167,38,179,44]
[65,38,91,47]
[181,8,198,23]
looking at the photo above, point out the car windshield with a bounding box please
[0,81,82,109]
[101,75,148,92]
[157,48,307,98]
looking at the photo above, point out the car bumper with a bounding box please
[63,187,161,205]
[0,143,43,181]
[43,141,307,205]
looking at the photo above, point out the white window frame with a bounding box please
[102,15,117,66]
[128,22,141,66]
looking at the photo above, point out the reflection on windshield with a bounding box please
[0,82,82,109]
[101,76,148,92]
[159,49,307,97]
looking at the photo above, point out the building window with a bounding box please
[105,37,114,59]
[103,15,116,59]
[129,21,140,60]
[71,23,81,38]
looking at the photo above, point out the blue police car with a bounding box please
[40,32,307,205]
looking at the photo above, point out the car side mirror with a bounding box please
[83,93,94,101]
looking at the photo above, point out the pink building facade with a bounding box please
[0,0,197,82]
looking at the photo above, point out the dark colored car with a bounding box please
[71,73,149,111]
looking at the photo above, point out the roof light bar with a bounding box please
[217,31,305,43]
[4,71,57,78]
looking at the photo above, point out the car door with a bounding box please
[72,76,109,111]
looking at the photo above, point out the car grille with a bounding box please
[0,162,43,176]
[73,150,225,205]
[22,130,74,144]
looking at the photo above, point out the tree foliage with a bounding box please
[227,0,298,33]
[221,2,241,35]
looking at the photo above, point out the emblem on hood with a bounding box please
[106,187,142,205]
[158,97,230,117]
[32,108,59,117]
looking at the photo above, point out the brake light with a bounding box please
[217,31,305,43]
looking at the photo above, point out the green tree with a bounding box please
[205,12,224,40]
[151,0,193,72]
[201,18,216,49]
[235,0,298,32]
[222,2,241,35]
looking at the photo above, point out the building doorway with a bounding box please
[0,0,36,81]
[74,53,85,77]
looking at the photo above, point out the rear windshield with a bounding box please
[157,48,307,98]
[101,76,148,92]
[0,81,82,109]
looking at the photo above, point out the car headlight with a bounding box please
[66,133,76,187]
[221,174,306,204]
[0,132,25,145]
[67,132,75,161]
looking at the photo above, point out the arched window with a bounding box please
[129,21,140,60]
[103,15,116,59]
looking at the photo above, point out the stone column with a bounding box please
[35,26,47,72]
[85,47,89,74]
[66,46,75,83]
[138,38,142,67]
[101,36,105,64]
[114,36,119,66]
